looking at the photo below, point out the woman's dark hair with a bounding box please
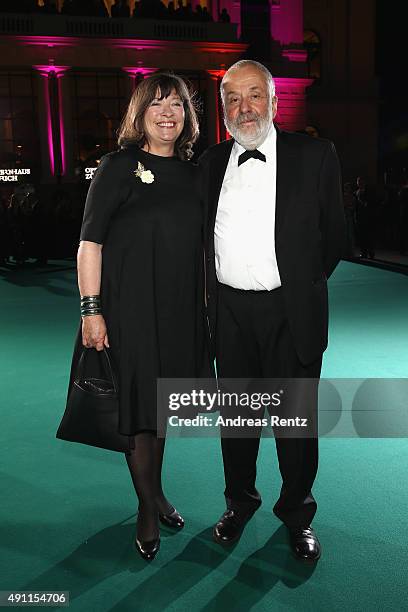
[117,72,199,160]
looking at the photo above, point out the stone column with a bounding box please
[57,70,75,183]
[206,70,226,145]
[32,64,70,184]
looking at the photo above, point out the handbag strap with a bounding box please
[76,348,118,394]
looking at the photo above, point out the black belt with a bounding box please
[217,281,282,295]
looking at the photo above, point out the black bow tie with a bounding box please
[238,149,266,167]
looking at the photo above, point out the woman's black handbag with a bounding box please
[56,348,132,453]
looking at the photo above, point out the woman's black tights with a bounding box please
[125,432,174,541]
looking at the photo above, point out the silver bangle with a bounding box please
[81,294,101,317]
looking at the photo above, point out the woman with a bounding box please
[67,73,211,560]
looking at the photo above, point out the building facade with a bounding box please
[0,0,378,192]
[304,0,378,183]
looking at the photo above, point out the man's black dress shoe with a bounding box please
[213,508,257,546]
[159,508,184,529]
[288,526,321,562]
[135,537,160,561]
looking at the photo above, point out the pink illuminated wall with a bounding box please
[214,1,242,36]
[205,0,303,45]
[273,77,313,132]
[270,0,304,45]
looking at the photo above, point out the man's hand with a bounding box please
[82,314,109,351]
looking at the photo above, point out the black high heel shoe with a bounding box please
[159,508,185,530]
[135,537,160,561]
[135,510,160,560]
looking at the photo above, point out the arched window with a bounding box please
[304,30,321,81]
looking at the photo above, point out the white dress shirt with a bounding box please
[214,124,282,290]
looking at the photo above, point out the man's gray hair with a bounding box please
[220,60,276,107]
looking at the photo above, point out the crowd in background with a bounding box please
[0,1,232,22]
[0,183,85,267]
[1,175,408,268]
[343,176,408,260]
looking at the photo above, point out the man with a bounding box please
[198,60,345,561]
[398,177,408,254]
[353,176,376,259]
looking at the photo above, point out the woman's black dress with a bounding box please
[67,146,212,435]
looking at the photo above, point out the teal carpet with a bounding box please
[1,261,407,611]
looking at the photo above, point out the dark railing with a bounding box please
[0,13,238,42]
[154,21,209,41]
[0,14,34,35]
[65,18,125,38]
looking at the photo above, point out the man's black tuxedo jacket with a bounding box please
[198,126,346,366]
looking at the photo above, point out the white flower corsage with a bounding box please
[134,161,155,184]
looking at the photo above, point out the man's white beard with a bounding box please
[224,106,273,150]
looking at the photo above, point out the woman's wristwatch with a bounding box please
[81,295,102,317]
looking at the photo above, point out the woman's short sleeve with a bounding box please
[80,152,126,244]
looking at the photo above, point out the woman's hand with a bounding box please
[82,314,109,351]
